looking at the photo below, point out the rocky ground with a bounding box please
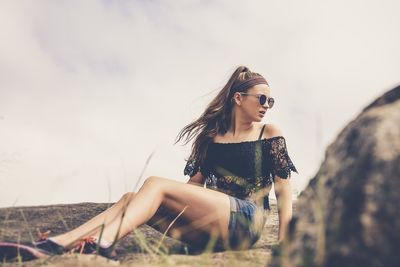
[0,198,292,266]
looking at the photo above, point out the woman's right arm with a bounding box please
[187,171,205,187]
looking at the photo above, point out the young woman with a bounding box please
[0,66,297,261]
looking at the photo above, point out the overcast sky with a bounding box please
[1,0,399,208]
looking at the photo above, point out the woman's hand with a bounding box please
[187,171,205,187]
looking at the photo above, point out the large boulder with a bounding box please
[270,86,400,267]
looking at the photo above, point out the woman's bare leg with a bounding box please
[50,189,202,249]
[90,176,231,248]
[51,192,136,249]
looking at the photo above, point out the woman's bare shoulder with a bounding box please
[262,123,283,139]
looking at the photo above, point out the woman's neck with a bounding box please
[229,121,255,138]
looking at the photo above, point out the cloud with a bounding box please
[0,0,399,207]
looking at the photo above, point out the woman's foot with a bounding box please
[70,236,118,260]
[31,229,67,255]
[0,230,67,262]
[0,242,50,262]
[32,237,66,255]
[43,231,118,260]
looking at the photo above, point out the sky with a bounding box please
[0,0,399,208]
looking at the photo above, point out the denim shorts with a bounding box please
[214,196,267,251]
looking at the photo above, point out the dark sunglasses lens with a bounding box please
[268,98,275,108]
[259,95,267,105]
[259,95,274,108]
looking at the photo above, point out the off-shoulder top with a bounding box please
[183,124,298,211]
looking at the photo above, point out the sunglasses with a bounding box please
[239,92,275,108]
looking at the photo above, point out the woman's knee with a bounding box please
[121,192,135,202]
[142,176,167,196]
[143,176,164,187]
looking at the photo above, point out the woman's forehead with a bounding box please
[248,84,270,94]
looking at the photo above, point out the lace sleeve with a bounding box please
[269,136,298,179]
[183,158,200,178]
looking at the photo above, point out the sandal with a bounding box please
[70,236,118,260]
[0,228,66,262]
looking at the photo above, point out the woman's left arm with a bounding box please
[274,175,293,243]
[262,124,297,242]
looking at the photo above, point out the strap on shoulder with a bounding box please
[258,124,266,140]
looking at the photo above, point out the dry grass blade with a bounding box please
[16,233,22,265]
[1,198,19,235]
[18,209,35,244]
[132,149,157,192]
[56,210,70,231]
[131,228,162,259]
[108,149,157,250]
[110,193,131,250]
[203,234,220,253]
[156,205,188,251]
[96,223,106,255]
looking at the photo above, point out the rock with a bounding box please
[269,86,400,267]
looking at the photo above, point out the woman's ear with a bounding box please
[232,92,241,106]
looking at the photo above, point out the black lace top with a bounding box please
[183,134,298,211]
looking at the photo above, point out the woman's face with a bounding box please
[234,84,271,122]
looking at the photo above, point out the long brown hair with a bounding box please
[174,65,267,167]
